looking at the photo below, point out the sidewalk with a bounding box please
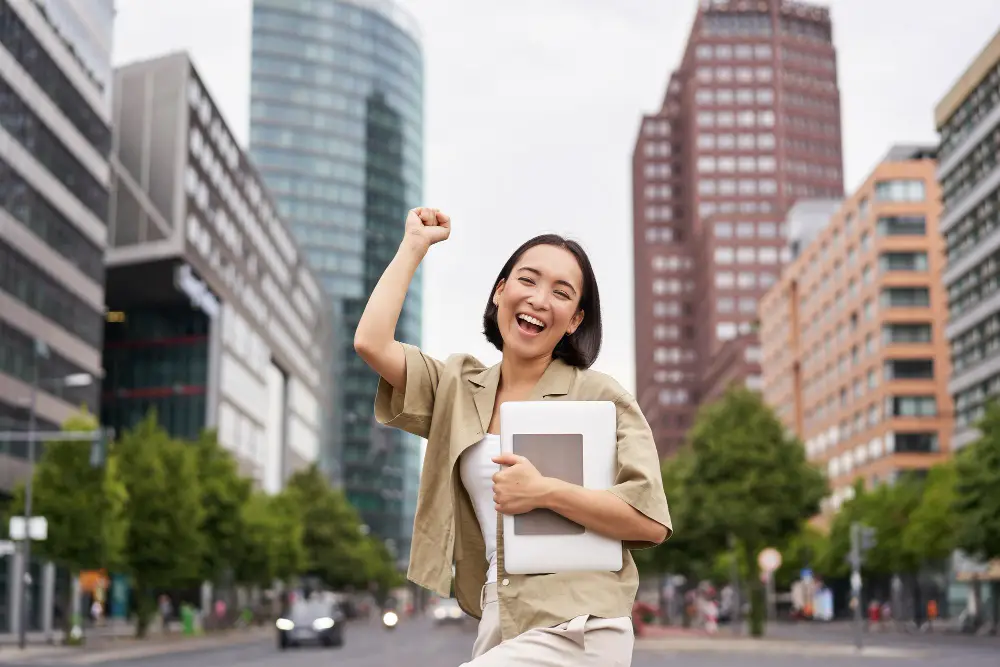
[0,626,271,665]
[634,634,926,658]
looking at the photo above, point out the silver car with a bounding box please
[431,598,465,624]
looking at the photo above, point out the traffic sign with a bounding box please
[850,572,862,591]
[758,547,782,573]
[0,540,14,556]
[8,516,47,541]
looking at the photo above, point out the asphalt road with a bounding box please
[6,616,999,667]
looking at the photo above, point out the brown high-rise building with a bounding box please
[632,0,845,456]
[760,146,953,512]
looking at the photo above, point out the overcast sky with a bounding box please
[113,0,999,393]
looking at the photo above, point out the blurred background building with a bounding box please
[248,0,424,565]
[104,52,331,492]
[760,145,953,514]
[632,0,844,456]
[0,0,115,634]
[936,28,1000,452]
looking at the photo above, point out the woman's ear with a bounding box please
[567,309,584,336]
[493,280,505,307]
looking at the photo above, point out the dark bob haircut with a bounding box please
[482,234,603,369]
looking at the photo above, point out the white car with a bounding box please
[431,598,465,624]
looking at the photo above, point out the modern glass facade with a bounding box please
[250,0,424,563]
[0,0,113,635]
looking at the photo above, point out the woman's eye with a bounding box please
[519,277,534,285]
[555,291,570,299]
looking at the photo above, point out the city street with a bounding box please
[1,617,997,667]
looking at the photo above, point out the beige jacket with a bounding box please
[374,343,672,641]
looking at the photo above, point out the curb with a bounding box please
[634,637,926,659]
[0,628,271,665]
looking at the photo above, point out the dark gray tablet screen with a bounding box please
[512,433,585,536]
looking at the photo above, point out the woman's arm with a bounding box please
[491,454,668,544]
[354,208,450,389]
[541,480,669,544]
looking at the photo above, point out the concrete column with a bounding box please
[200,581,212,614]
[71,575,81,624]
[42,562,55,642]
[8,548,22,636]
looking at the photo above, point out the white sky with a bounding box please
[113,0,1000,393]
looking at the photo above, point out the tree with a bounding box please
[192,429,251,586]
[116,411,205,637]
[684,386,827,636]
[284,465,399,591]
[954,402,1000,629]
[8,411,128,636]
[638,447,713,581]
[773,524,829,591]
[902,462,958,565]
[234,491,305,588]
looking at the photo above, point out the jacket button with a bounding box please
[501,578,509,586]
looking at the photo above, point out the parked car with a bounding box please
[276,596,345,649]
[432,598,465,625]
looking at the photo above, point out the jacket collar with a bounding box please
[468,358,575,437]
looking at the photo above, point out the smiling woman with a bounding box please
[481,235,602,370]
[353,208,671,666]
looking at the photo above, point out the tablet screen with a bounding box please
[512,433,585,536]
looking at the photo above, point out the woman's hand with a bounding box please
[491,454,553,515]
[404,207,450,251]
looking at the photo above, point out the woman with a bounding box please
[354,208,672,666]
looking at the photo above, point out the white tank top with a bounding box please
[459,433,501,584]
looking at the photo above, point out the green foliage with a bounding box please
[235,491,305,588]
[903,462,958,564]
[8,411,128,573]
[954,403,1000,564]
[685,387,827,556]
[116,411,205,636]
[637,448,704,577]
[284,465,399,592]
[681,387,827,636]
[772,524,828,590]
[192,430,251,584]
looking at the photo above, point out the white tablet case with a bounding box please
[499,400,623,575]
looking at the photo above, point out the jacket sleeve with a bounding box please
[373,343,444,440]
[607,391,673,550]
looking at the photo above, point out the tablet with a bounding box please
[499,400,623,575]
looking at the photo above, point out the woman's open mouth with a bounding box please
[516,313,546,335]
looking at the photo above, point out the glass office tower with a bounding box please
[249,0,424,565]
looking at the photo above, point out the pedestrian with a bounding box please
[355,208,672,666]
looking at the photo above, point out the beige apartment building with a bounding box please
[760,145,953,513]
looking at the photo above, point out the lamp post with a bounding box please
[18,340,93,650]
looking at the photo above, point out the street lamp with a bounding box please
[18,339,94,650]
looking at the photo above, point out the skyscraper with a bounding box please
[632,0,844,456]
[935,28,1000,451]
[0,0,114,634]
[249,0,424,564]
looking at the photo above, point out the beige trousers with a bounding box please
[459,583,634,666]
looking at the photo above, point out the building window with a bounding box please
[874,180,926,202]
[886,396,937,417]
[877,216,927,236]
[717,89,734,104]
[758,133,776,149]
[715,247,735,263]
[883,322,932,344]
[893,432,939,453]
[881,287,929,308]
[696,45,714,59]
[884,359,934,380]
[716,272,735,288]
[717,322,737,340]
[716,221,733,237]
[697,133,716,148]
[879,251,929,273]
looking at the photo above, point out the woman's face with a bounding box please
[493,244,585,362]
